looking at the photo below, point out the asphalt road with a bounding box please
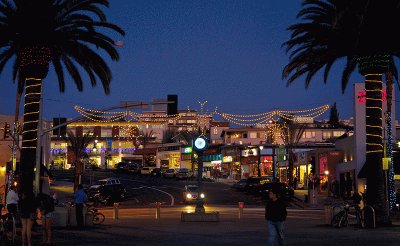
[52,170,264,208]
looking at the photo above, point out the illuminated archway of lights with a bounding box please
[74,104,330,128]
[215,104,330,126]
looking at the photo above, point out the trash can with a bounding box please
[324,205,333,225]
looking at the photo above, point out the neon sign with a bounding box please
[357,90,386,104]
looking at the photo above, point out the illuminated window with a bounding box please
[249,132,257,139]
[333,131,345,137]
[323,132,332,139]
[213,128,218,135]
[302,131,316,139]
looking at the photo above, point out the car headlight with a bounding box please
[186,194,192,199]
[200,193,205,199]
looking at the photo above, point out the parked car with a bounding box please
[232,179,248,190]
[140,167,154,175]
[183,185,205,203]
[87,183,128,206]
[127,163,141,174]
[175,168,192,179]
[163,169,176,178]
[151,168,162,177]
[244,176,274,193]
[259,182,294,200]
[116,162,129,173]
[98,177,121,185]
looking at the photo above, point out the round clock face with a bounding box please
[194,137,206,150]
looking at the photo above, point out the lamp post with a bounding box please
[258,146,263,177]
[194,136,207,213]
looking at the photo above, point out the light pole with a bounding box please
[194,136,207,213]
[258,146,263,177]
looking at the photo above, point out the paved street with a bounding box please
[51,170,265,207]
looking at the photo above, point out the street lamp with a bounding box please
[324,170,329,176]
[194,136,207,213]
[258,146,263,177]
[93,139,98,152]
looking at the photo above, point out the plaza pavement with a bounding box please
[49,208,400,246]
[42,179,400,246]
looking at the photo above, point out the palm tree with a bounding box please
[283,0,400,224]
[0,0,124,196]
[138,130,155,166]
[64,130,94,191]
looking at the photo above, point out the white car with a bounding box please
[183,185,205,203]
[140,167,154,175]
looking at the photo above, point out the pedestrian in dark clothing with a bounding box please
[19,192,36,246]
[331,179,339,198]
[74,184,87,227]
[265,187,287,246]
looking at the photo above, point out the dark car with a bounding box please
[163,169,176,178]
[127,163,141,174]
[151,168,162,177]
[259,182,294,200]
[244,176,274,193]
[116,162,129,173]
[232,179,247,190]
[87,183,128,206]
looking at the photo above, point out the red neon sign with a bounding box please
[357,90,386,104]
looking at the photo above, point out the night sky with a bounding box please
[0,0,384,122]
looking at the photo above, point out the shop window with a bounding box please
[333,131,345,137]
[322,132,332,139]
[249,132,257,139]
[302,131,315,139]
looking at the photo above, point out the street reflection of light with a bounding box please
[184,205,195,213]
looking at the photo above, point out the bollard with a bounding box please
[238,202,244,219]
[113,202,119,220]
[156,202,161,220]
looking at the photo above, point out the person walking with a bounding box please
[6,185,19,216]
[265,187,287,246]
[19,192,36,246]
[74,184,87,228]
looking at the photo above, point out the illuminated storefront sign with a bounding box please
[223,156,233,162]
[183,147,192,154]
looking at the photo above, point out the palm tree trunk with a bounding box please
[385,71,395,210]
[359,55,390,225]
[19,78,42,196]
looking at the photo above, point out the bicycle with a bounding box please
[331,203,365,228]
[86,203,105,225]
[0,213,16,245]
[63,202,105,225]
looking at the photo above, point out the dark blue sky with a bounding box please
[0,0,381,121]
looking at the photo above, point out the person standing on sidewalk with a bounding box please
[74,184,87,228]
[6,185,19,216]
[19,192,36,246]
[265,187,287,246]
